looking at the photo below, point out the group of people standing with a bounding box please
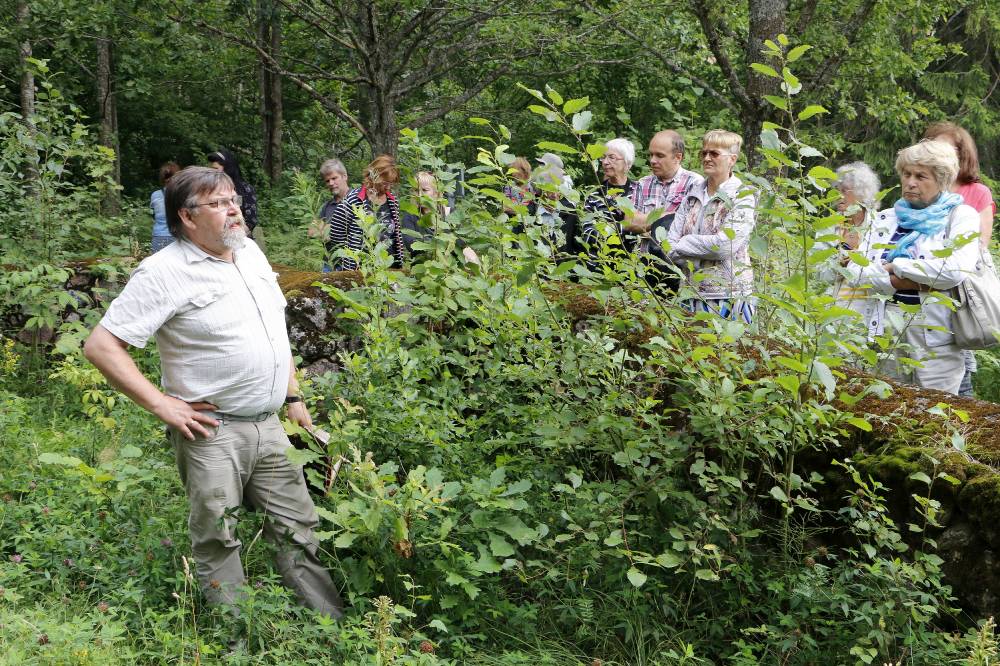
[820,122,993,396]
[311,123,993,398]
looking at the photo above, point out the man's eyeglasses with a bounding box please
[700,149,735,159]
[191,195,243,210]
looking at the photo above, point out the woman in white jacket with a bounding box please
[815,162,881,315]
[841,140,980,394]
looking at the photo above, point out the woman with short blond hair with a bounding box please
[327,155,405,271]
[923,121,995,396]
[667,129,757,323]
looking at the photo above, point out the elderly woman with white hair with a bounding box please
[815,162,881,314]
[582,138,638,258]
[838,140,980,393]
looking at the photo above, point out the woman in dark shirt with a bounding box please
[583,138,638,261]
[326,155,405,271]
[207,148,259,236]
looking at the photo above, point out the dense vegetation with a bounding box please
[5,5,1000,664]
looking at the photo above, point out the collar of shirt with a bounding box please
[653,168,690,187]
[178,238,241,265]
[691,175,743,203]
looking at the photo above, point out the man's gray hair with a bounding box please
[605,138,636,171]
[320,158,347,178]
[165,167,234,239]
[834,162,881,208]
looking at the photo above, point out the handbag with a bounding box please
[952,249,1000,349]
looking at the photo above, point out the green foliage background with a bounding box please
[4,5,1000,663]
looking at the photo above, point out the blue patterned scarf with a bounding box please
[886,192,962,261]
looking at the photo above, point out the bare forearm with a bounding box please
[83,325,164,413]
[285,355,313,428]
[83,324,218,438]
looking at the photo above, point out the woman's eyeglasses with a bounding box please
[700,149,735,159]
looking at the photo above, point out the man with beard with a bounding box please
[83,167,343,620]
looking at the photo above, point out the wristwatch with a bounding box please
[284,395,303,404]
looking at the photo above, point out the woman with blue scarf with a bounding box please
[839,140,980,393]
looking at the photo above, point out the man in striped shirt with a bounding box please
[84,167,343,620]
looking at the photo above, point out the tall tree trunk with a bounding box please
[742,0,788,168]
[16,0,39,197]
[96,36,121,215]
[356,1,397,158]
[257,0,283,185]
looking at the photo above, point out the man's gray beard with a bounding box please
[222,222,248,250]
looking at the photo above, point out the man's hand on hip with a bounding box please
[152,395,219,441]
[286,400,313,430]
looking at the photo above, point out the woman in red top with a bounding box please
[923,122,994,245]
[923,121,995,397]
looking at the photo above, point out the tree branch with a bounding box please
[407,65,510,127]
[598,7,739,114]
[690,1,753,112]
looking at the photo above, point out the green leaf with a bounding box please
[763,95,788,111]
[495,516,537,545]
[334,531,357,548]
[627,567,647,587]
[770,486,789,502]
[750,63,780,78]
[563,97,590,114]
[775,375,801,394]
[586,143,607,160]
[807,165,837,181]
[536,141,577,154]
[786,44,811,62]
[490,533,515,557]
[695,568,720,581]
[468,117,490,125]
[527,105,557,122]
[545,86,563,106]
[571,111,593,132]
[846,417,872,432]
[909,471,932,486]
[797,105,828,121]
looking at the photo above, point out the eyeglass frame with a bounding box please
[189,195,243,210]
[699,148,737,159]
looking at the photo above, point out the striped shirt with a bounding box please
[327,186,405,271]
[882,225,920,305]
[100,238,290,416]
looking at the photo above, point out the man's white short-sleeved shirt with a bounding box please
[100,238,290,416]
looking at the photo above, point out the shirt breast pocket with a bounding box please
[257,272,287,313]
[179,289,242,337]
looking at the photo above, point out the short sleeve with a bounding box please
[959,182,995,215]
[99,263,177,348]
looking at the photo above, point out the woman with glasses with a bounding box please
[667,130,757,323]
[327,155,405,271]
[815,162,882,316]
[583,138,637,257]
[207,148,260,241]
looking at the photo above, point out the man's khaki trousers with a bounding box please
[169,413,343,618]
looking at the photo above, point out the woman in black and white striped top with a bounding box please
[326,155,405,271]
